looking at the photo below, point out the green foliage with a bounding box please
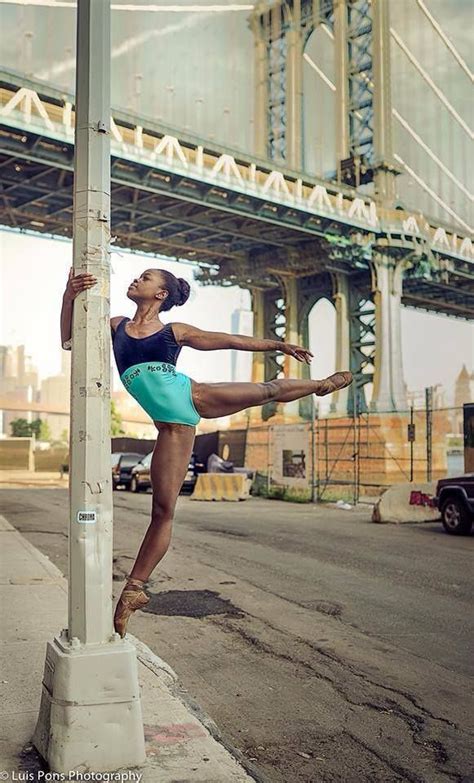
[29,418,42,438]
[39,420,52,441]
[251,475,311,503]
[10,417,51,439]
[10,418,32,437]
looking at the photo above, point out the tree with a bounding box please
[29,418,43,439]
[9,417,52,440]
[10,418,32,437]
[111,400,125,436]
[39,420,52,442]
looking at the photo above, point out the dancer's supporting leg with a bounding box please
[114,422,195,636]
[191,371,352,419]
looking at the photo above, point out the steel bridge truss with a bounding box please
[251,0,388,183]
[346,0,374,163]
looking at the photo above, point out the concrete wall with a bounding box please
[0,437,34,470]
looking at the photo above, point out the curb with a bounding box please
[1,514,264,782]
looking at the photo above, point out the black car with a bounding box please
[435,474,474,535]
[129,451,204,494]
[111,452,143,491]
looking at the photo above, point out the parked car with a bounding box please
[129,451,204,494]
[182,453,204,494]
[111,452,143,491]
[435,474,474,535]
[130,452,153,493]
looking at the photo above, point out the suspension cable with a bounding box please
[393,153,472,233]
[390,28,473,140]
[305,55,472,202]
[393,109,473,201]
[416,0,473,82]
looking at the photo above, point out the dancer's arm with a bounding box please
[60,267,97,349]
[173,323,313,364]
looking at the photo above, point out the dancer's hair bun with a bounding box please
[177,278,191,306]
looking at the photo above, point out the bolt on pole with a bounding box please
[33,1,146,772]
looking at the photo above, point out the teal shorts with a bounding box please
[120,362,201,426]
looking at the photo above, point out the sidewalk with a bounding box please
[0,513,258,783]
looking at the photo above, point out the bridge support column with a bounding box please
[285,27,303,170]
[250,288,268,423]
[252,19,268,157]
[331,273,351,415]
[371,255,408,412]
[372,0,398,204]
[330,273,375,415]
[282,276,306,419]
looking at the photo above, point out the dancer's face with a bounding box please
[127,269,168,306]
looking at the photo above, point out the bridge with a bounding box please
[0,0,472,417]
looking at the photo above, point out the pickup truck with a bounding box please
[435,474,474,535]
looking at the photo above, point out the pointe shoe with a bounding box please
[315,371,353,397]
[114,577,150,638]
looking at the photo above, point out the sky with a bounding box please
[0,229,472,408]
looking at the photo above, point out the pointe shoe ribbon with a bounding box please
[114,577,150,638]
[316,371,353,397]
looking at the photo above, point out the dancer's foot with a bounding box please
[314,371,353,397]
[114,577,150,638]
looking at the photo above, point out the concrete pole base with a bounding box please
[33,631,146,773]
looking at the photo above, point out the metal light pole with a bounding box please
[33,0,145,772]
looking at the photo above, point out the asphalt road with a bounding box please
[1,488,473,783]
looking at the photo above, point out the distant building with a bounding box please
[454,365,474,408]
[0,345,39,436]
[406,383,445,410]
[453,365,474,434]
[39,373,70,441]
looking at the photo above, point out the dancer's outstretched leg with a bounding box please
[114,421,195,637]
[192,371,352,419]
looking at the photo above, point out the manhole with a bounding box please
[144,589,245,618]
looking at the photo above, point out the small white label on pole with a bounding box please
[76,511,97,524]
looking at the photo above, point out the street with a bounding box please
[1,489,473,783]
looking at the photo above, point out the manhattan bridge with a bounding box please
[0,0,472,418]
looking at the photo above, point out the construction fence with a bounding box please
[245,402,466,504]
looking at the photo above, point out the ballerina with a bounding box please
[61,266,352,637]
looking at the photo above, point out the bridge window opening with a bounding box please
[302,25,336,179]
[307,297,336,415]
